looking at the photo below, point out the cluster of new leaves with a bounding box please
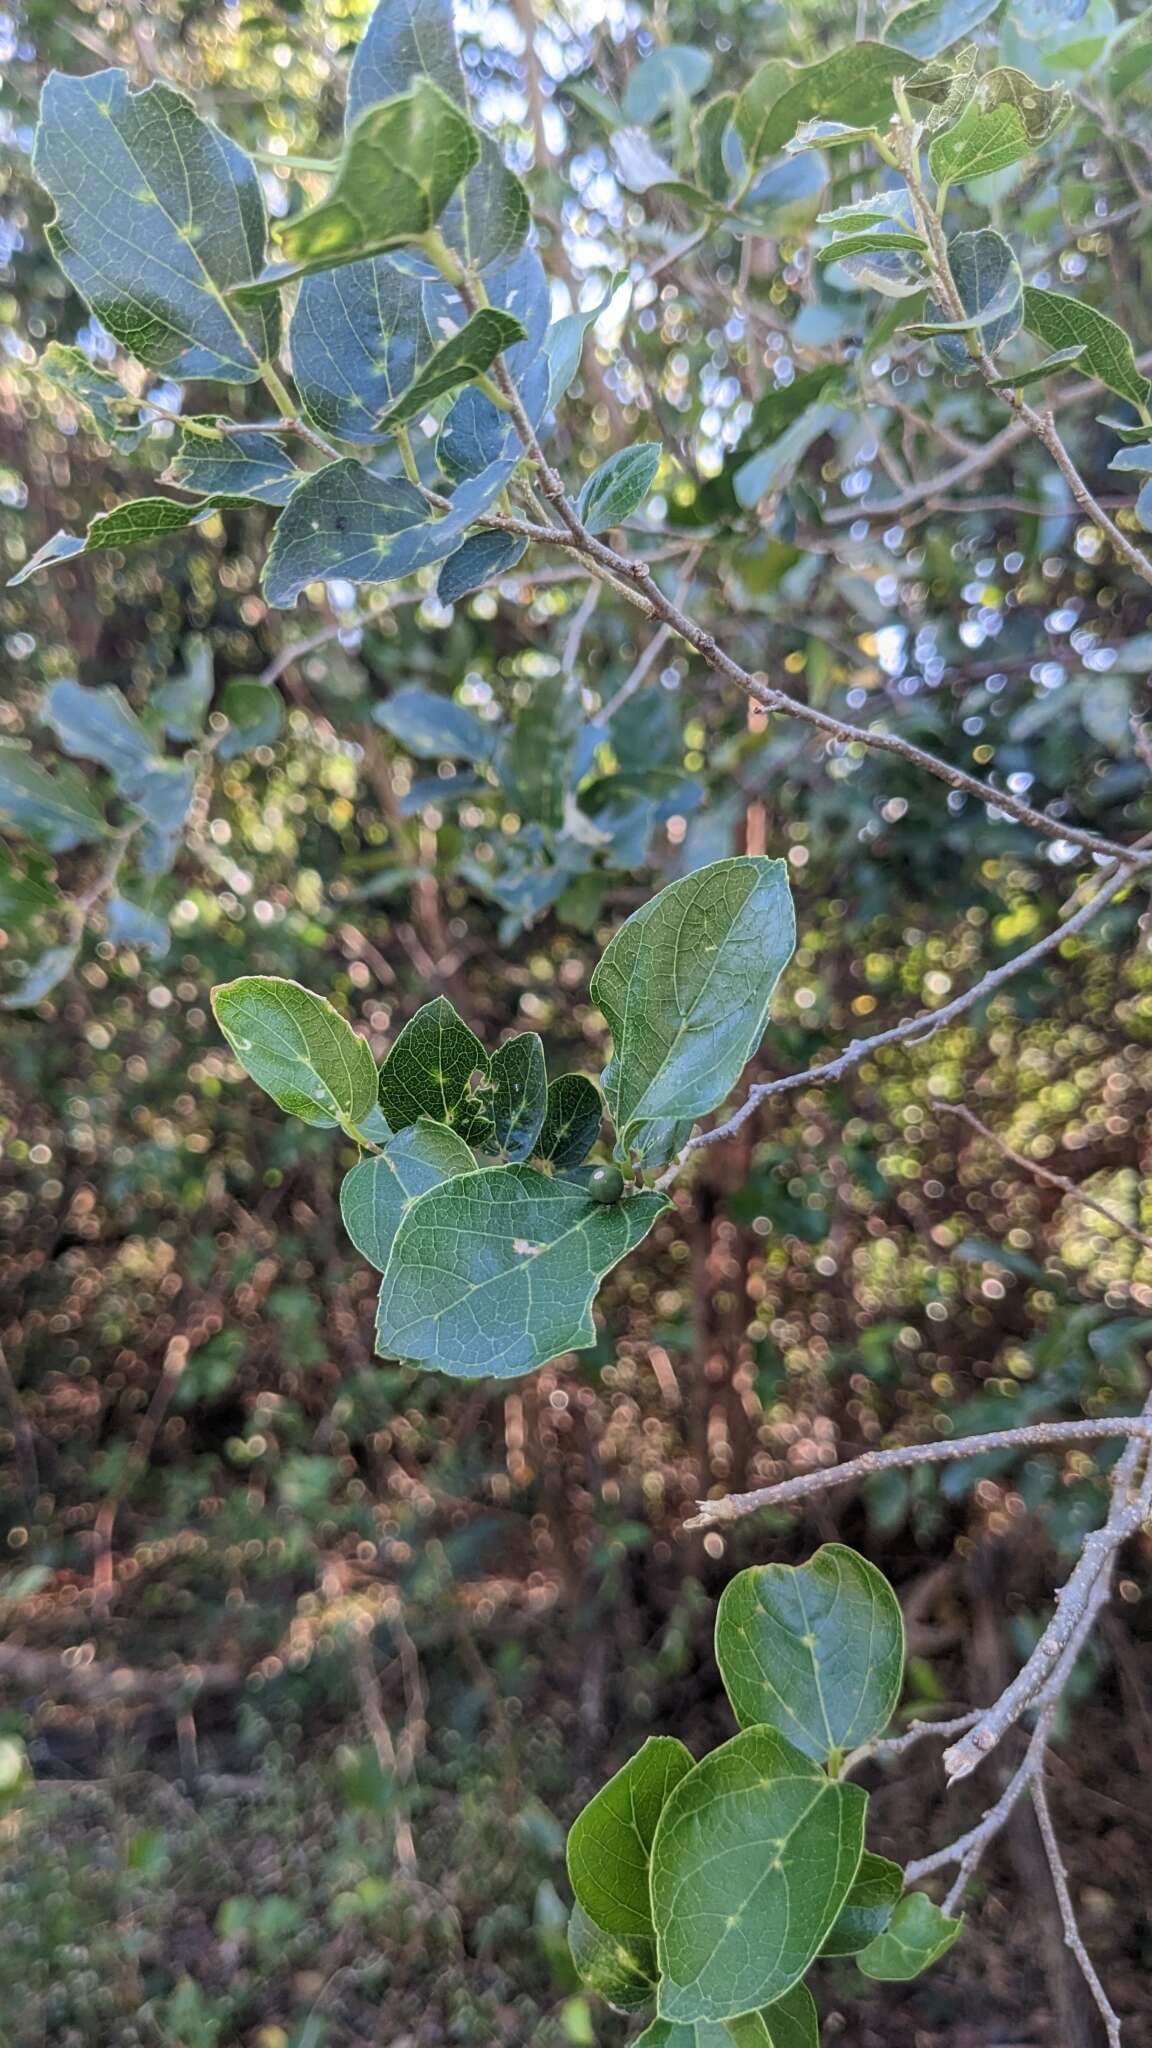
[211,856,795,1377]
[566,1546,961,2040]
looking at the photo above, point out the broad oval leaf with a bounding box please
[735,45,907,166]
[264,81,479,289]
[348,0,529,274]
[262,458,516,607]
[490,1032,548,1161]
[623,46,713,125]
[537,1073,604,1169]
[578,444,661,533]
[567,1736,695,1938]
[1022,285,1152,408]
[212,975,379,1130]
[166,425,301,505]
[374,1164,668,1377]
[855,1891,963,1980]
[373,686,495,760]
[438,529,527,603]
[33,70,277,383]
[650,1725,866,2023]
[819,1850,903,1955]
[927,69,1072,187]
[340,1118,476,1271]
[377,994,492,1140]
[291,256,458,441]
[925,227,1023,367]
[715,1543,905,1762]
[568,1903,656,2014]
[0,745,108,847]
[590,857,796,1156]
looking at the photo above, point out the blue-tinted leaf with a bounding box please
[884,0,1001,59]
[166,425,301,505]
[373,686,495,759]
[623,46,713,123]
[33,70,277,382]
[38,343,146,450]
[105,893,170,955]
[1,943,79,1009]
[437,528,527,602]
[537,1073,603,1168]
[153,637,213,740]
[263,458,516,606]
[341,1118,476,1271]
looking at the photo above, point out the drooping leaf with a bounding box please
[374,1165,668,1377]
[166,424,301,505]
[816,230,928,263]
[735,45,907,166]
[567,1903,657,2015]
[545,274,627,406]
[578,444,661,533]
[884,0,1001,59]
[373,686,495,760]
[262,458,516,607]
[104,892,170,956]
[567,1737,695,1939]
[249,81,479,293]
[8,494,239,585]
[927,68,1072,187]
[855,1891,963,1980]
[43,679,155,783]
[0,745,109,852]
[988,342,1086,388]
[590,857,796,1157]
[1021,285,1152,407]
[437,529,527,602]
[37,343,146,450]
[340,1118,476,1271]
[650,1726,866,2023]
[32,69,278,382]
[490,1033,548,1162]
[820,1852,904,1955]
[715,1544,905,1762]
[377,994,492,1140]
[920,227,1023,365]
[537,1073,604,1168]
[348,0,530,273]
[377,307,525,428]
[696,93,737,200]
[212,975,379,1129]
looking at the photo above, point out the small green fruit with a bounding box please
[583,1164,625,1204]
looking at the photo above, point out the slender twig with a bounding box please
[1031,1776,1124,2047]
[933,1098,1152,1255]
[685,1414,1152,1527]
[659,860,1143,1189]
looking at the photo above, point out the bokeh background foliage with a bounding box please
[1,0,1152,2040]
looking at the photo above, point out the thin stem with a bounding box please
[1031,1777,1124,2047]
[933,1097,1152,1254]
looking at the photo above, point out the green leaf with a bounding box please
[291,258,458,442]
[262,459,513,608]
[537,1074,604,1169]
[340,1119,476,1272]
[490,1033,548,1162]
[818,191,916,231]
[545,274,627,406]
[578,445,661,534]
[252,82,479,292]
[816,231,928,262]
[348,0,529,274]
[217,678,284,759]
[374,1165,668,1376]
[153,637,214,741]
[650,1726,866,2023]
[731,401,843,508]
[634,1986,817,2048]
[696,93,737,200]
[820,1852,904,1955]
[8,494,240,586]
[567,1736,695,1939]
[735,45,907,166]
[988,342,1086,389]
[927,68,1072,187]
[373,687,495,760]
[925,227,1023,365]
[166,424,301,505]
[499,677,583,831]
[590,857,795,1157]
[32,69,277,383]
[377,308,525,429]
[37,343,146,450]
[884,0,1000,59]
[855,1891,963,1980]
[567,1903,656,2014]
[437,529,527,603]
[0,744,108,852]
[714,1543,905,1762]
[212,975,379,1130]
[623,46,713,124]
[1021,285,1152,408]
[377,994,492,1140]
